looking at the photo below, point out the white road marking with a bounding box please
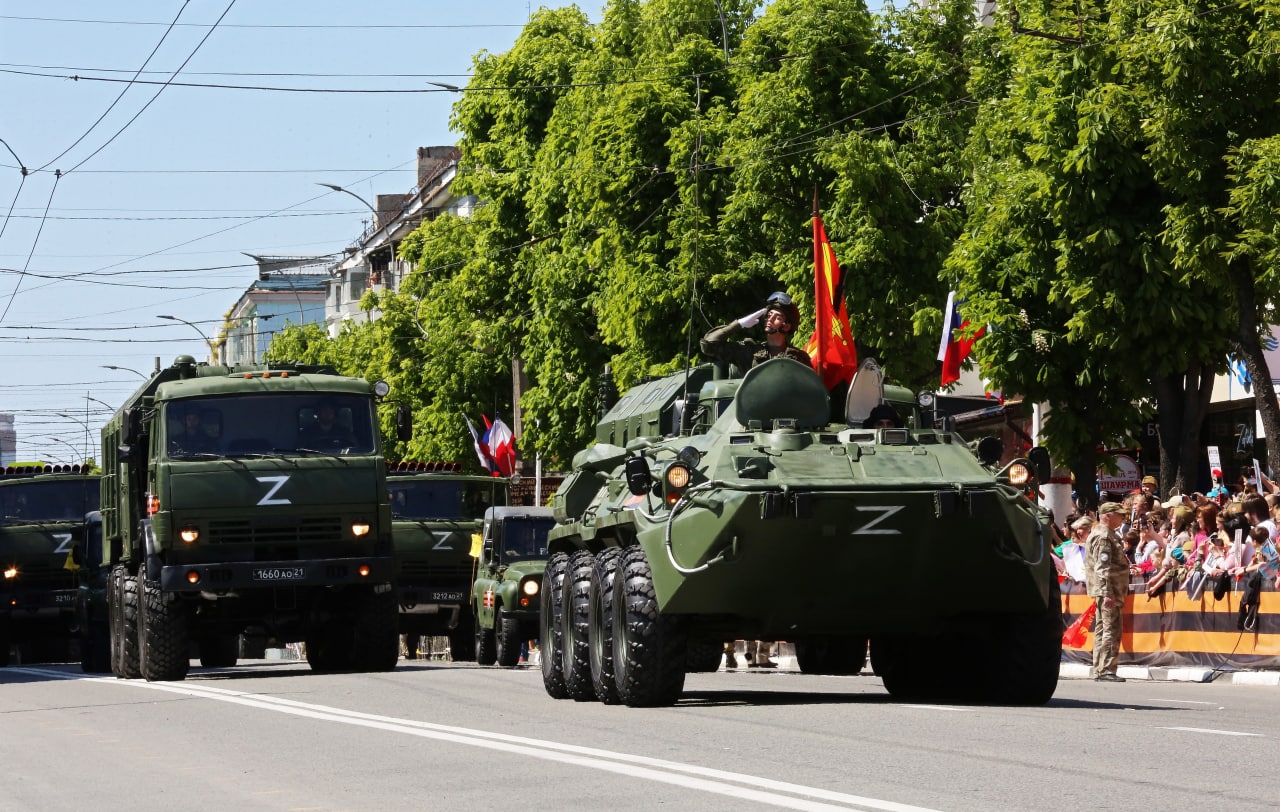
[896,705,972,713]
[1156,726,1264,737]
[10,667,946,812]
[1144,699,1220,706]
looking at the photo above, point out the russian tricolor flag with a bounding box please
[937,291,984,386]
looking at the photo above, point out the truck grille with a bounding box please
[10,562,77,590]
[207,517,344,545]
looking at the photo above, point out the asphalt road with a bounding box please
[1,660,1276,811]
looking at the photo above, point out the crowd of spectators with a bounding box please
[1052,472,1280,622]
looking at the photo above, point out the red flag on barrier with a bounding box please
[1062,602,1097,648]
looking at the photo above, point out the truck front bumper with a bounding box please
[159,555,395,592]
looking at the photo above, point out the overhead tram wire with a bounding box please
[34,0,192,173]
[0,137,28,243]
[61,0,238,178]
[0,170,61,325]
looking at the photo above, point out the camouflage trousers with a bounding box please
[1091,597,1124,677]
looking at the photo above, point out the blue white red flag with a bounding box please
[485,414,517,477]
[937,291,984,386]
[463,413,498,474]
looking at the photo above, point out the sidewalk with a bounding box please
[1058,661,1280,685]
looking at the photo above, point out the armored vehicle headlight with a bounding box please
[3,566,17,580]
[665,463,692,490]
[1007,462,1031,486]
[351,521,371,537]
[179,526,200,543]
[522,579,539,597]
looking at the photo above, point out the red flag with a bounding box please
[804,214,858,389]
[937,291,985,386]
[1062,602,1097,648]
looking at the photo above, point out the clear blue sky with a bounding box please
[0,1,598,463]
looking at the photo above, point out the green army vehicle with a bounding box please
[386,461,507,660]
[473,505,555,667]
[76,510,111,672]
[98,354,404,681]
[0,464,100,666]
[541,358,1061,707]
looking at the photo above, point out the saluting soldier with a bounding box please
[1086,502,1130,682]
[700,291,813,372]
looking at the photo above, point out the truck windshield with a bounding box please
[162,393,377,459]
[0,479,100,522]
[501,517,554,560]
[389,480,505,521]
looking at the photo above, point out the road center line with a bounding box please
[13,668,946,812]
[1156,726,1264,737]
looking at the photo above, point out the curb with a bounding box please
[1060,661,1280,684]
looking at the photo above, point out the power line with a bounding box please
[0,171,61,325]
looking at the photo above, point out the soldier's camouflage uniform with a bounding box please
[699,322,813,372]
[1085,522,1129,678]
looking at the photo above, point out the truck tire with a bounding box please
[540,551,570,698]
[198,634,239,669]
[306,621,354,673]
[612,546,686,708]
[353,590,399,672]
[796,638,867,675]
[684,639,724,673]
[449,606,476,662]
[475,612,497,665]
[495,608,522,668]
[139,575,189,682]
[561,549,595,700]
[117,566,142,679]
[588,547,622,704]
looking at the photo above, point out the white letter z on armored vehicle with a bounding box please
[541,358,1061,707]
[98,355,400,681]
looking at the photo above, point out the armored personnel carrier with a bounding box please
[541,358,1060,707]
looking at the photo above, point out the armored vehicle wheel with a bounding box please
[139,575,190,682]
[80,620,111,673]
[795,638,867,675]
[561,549,596,700]
[352,590,400,672]
[449,607,477,662]
[117,566,141,679]
[198,634,239,669]
[540,552,570,698]
[495,608,523,668]
[475,612,497,665]
[977,578,1062,705]
[588,547,622,704]
[685,639,725,673]
[613,546,687,707]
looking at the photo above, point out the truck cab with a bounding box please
[472,505,555,667]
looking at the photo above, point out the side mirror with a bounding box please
[396,404,413,442]
[977,435,1004,467]
[121,407,135,446]
[1028,446,1052,484]
[624,455,651,496]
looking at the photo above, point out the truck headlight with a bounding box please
[180,526,200,543]
[3,566,17,580]
[351,521,371,537]
[522,579,539,597]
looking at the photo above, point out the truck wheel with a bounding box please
[540,551,570,698]
[613,546,686,707]
[306,624,352,673]
[475,612,497,665]
[561,549,596,700]
[80,618,111,674]
[197,634,239,669]
[449,606,476,662]
[117,566,142,679]
[139,575,189,682]
[684,639,725,673]
[353,590,400,672]
[589,547,622,704]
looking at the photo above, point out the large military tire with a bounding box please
[495,608,523,668]
[352,590,400,672]
[475,612,497,666]
[117,567,142,679]
[108,566,122,676]
[305,624,352,673]
[588,547,622,704]
[540,551,570,699]
[139,575,189,682]
[449,605,476,662]
[613,546,687,708]
[978,578,1062,705]
[561,549,596,700]
[80,618,112,674]
[685,640,725,673]
[796,638,867,675]
[198,634,239,669]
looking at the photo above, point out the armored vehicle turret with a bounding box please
[540,358,1061,707]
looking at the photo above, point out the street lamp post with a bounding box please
[157,315,219,365]
[101,364,148,379]
[39,436,82,465]
[316,182,377,217]
[55,412,92,462]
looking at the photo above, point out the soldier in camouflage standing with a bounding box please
[700,291,813,372]
[1086,502,1130,682]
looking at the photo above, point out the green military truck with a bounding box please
[386,461,507,660]
[0,464,100,666]
[76,510,111,672]
[98,354,403,681]
[473,505,555,667]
